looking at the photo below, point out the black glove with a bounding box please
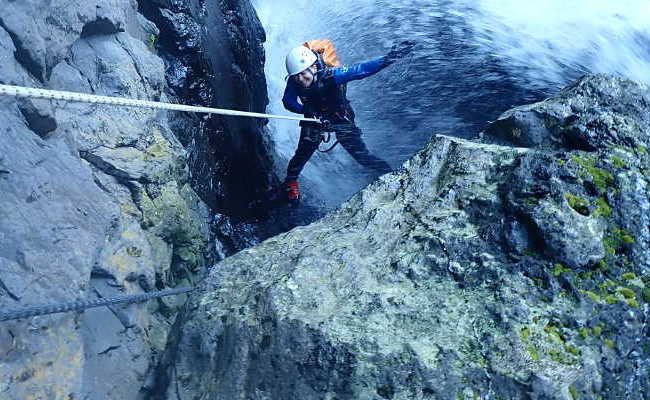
[385,40,416,64]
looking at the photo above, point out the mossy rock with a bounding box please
[603,228,635,255]
[565,193,590,216]
[552,263,572,276]
[610,156,627,169]
[570,154,615,190]
[593,197,612,218]
[621,272,637,280]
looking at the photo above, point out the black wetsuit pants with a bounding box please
[285,122,391,182]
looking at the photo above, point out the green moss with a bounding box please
[601,279,617,290]
[527,345,539,361]
[565,344,582,356]
[553,263,571,276]
[617,287,636,299]
[614,228,635,244]
[604,339,616,349]
[579,327,591,340]
[637,145,647,154]
[591,169,615,190]
[621,272,637,281]
[144,142,170,160]
[570,154,615,190]
[525,197,540,206]
[582,290,601,303]
[592,326,603,337]
[139,183,207,277]
[569,385,579,400]
[565,193,590,215]
[544,325,564,344]
[549,349,575,365]
[593,197,612,218]
[603,237,616,256]
[604,295,619,304]
[148,33,157,49]
[520,327,531,341]
[557,159,566,167]
[604,228,636,255]
[626,298,640,308]
[548,349,562,362]
[597,259,610,271]
[611,156,627,169]
[578,270,593,280]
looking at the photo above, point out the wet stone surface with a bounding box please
[170,75,650,400]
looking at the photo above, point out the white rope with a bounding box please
[0,84,320,123]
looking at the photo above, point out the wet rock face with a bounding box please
[0,0,253,398]
[172,75,650,400]
[484,74,650,277]
[138,0,275,218]
[483,74,650,152]
[0,0,274,397]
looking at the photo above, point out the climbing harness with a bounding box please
[0,286,198,322]
[0,84,320,123]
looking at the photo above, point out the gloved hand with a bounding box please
[385,40,416,64]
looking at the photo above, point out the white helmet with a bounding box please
[285,46,317,76]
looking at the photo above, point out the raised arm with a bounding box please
[331,40,416,86]
[331,57,390,86]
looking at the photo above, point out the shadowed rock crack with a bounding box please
[0,18,44,82]
[80,18,123,38]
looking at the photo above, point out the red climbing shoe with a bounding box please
[285,180,300,206]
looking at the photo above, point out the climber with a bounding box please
[282,39,416,206]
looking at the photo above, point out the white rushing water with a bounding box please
[252,0,650,210]
[468,0,650,89]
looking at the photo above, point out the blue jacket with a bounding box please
[282,56,389,115]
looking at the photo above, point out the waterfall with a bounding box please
[253,0,650,210]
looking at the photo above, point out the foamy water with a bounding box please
[253,0,650,209]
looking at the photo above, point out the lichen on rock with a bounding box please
[167,75,650,400]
